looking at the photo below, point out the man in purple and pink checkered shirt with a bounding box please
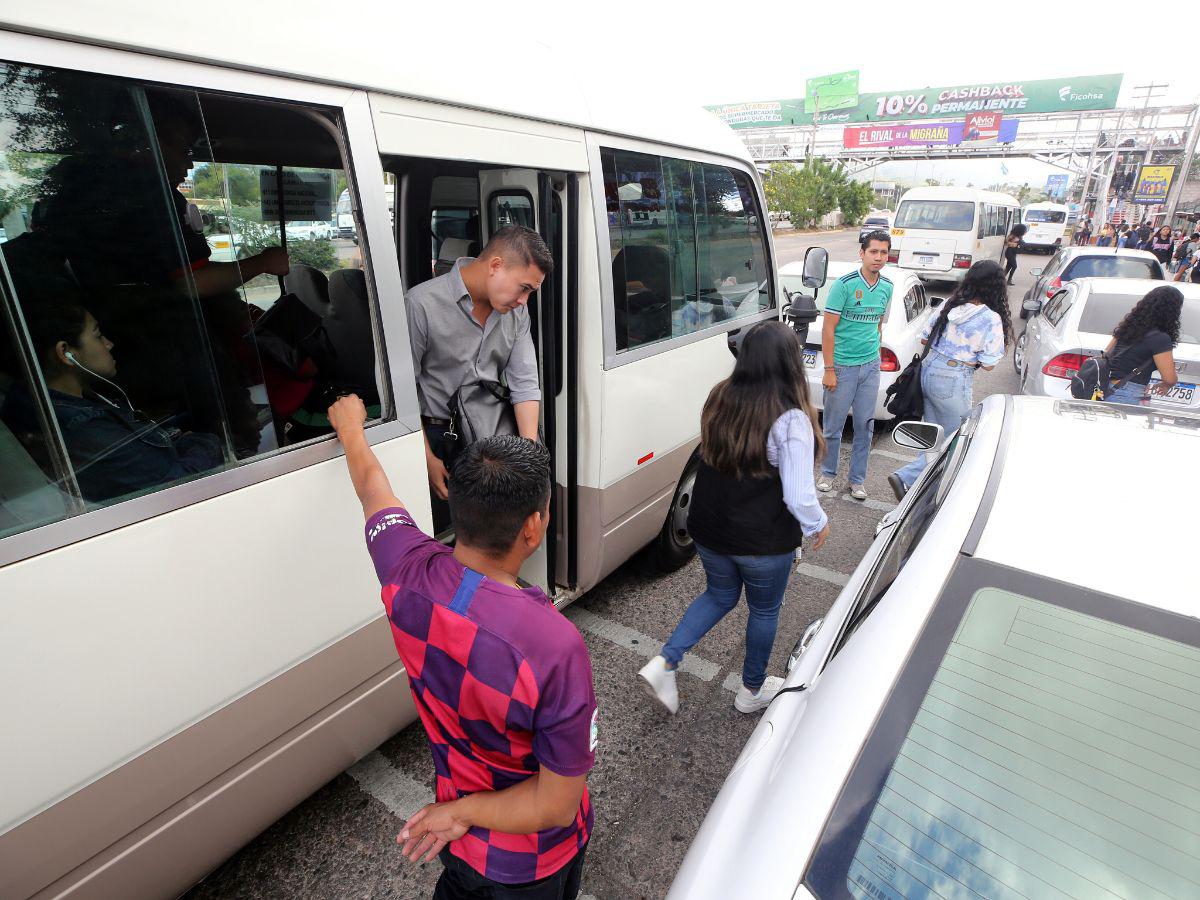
[329,395,597,900]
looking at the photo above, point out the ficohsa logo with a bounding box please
[1059,85,1105,102]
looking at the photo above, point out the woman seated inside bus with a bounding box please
[1,289,224,505]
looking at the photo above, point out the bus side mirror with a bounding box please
[802,247,828,289]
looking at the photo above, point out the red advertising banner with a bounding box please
[964,112,1003,143]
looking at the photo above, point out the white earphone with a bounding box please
[64,349,136,413]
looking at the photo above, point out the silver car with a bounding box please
[1020,246,1164,319]
[669,395,1200,900]
[1016,277,1200,412]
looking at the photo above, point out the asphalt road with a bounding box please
[185,229,1035,900]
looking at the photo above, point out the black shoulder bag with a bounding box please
[445,378,519,452]
[884,317,946,420]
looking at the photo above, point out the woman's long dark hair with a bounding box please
[1112,285,1183,346]
[928,258,1013,348]
[1009,223,1028,239]
[701,320,823,478]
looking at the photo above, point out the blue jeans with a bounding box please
[1106,380,1147,404]
[894,354,974,489]
[820,360,880,485]
[661,544,793,692]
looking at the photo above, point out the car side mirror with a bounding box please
[802,246,829,289]
[1022,298,1043,315]
[929,296,944,308]
[787,617,824,673]
[893,420,943,451]
[1030,268,1043,277]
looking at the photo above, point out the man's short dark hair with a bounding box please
[481,224,554,275]
[861,230,892,250]
[449,436,551,555]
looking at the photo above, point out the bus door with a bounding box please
[477,168,574,596]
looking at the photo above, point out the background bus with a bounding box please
[1022,201,1070,253]
[889,186,1021,282]
[336,184,394,242]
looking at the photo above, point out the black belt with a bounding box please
[421,415,451,428]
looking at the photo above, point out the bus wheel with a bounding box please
[654,463,698,572]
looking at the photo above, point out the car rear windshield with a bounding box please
[805,562,1200,900]
[1078,293,1200,343]
[864,218,889,226]
[1065,256,1163,281]
[895,200,975,232]
[1024,209,1066,223]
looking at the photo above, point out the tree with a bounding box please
[762,157,847,229]
[192,163,261,207]
[838,179,875,225]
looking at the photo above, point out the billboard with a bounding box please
[1045,174,1069,200]
[1133,165,1176,205]
[806,71,859,113]
[843,119,1019,149]
[964,112,1003,143]
[708,74,1123,130]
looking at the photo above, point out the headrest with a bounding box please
[439,237,474,262]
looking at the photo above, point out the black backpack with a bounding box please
[884,316,947,420]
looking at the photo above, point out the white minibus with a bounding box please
[1021,201,1070,252]
[889,186,1021,282]
[0,11,779,898]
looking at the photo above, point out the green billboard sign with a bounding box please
[806,70,859,113]
[707,73,1123,130]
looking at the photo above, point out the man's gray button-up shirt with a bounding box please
[404,257,541,420]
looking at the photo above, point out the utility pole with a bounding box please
[1164,104,1200,223]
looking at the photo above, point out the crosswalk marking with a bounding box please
[346,751,432,821]
[567,608,721,682]
[836,492,894,513]
[871,447,919,463]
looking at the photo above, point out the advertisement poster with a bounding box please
[1133,165,1176,205]
[843,119,1018,149]
[1044,174,1069,200]
[708,74,1122,130]
[964,112,1003,143]
[806,71,859,113]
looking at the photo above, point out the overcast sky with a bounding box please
[378,0,1192,188]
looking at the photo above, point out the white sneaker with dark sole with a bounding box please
[734,675,785,713]
[816,478,835,493]
[638,655,679,714]
[849,484,868,501]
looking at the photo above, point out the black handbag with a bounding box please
[446,378,519,450]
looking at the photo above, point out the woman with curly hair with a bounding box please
[1102,285,1182,404]
[889,259,1011,499]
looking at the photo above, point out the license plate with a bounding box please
[803,349,818,368]
[918,254,935,266]
[1150,380,1196,405]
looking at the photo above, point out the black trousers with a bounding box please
[432,845,587,900]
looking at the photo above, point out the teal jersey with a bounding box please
[824,269,892,366]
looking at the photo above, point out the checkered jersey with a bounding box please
[365,508,597,884]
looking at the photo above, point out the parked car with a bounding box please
[669,394,1200,900]
[858,212,892,244]
[779,260,940,421]
[1020,246,1163,318]
[285,220,335,241]
[1016,276,1200,411]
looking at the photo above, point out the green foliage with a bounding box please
[192,163,261,207]
[286,238,338,271]
[763,158,872,228]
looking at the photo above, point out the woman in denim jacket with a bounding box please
[889,260,1011,499]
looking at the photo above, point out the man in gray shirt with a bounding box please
[406,225,551,499]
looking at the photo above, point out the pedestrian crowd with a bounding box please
[1072,217,1200,282]
[320,219,1188,899]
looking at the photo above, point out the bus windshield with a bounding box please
[895,200,974,232]
[1025,209,1066,223]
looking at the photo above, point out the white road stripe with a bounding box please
[567,607,721,682]
[837,492,894,513]
[796,563,850,587]
[346,751,432,821]
[871,447,918,463]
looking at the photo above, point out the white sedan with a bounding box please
[669,395,1200,900]
[780,261,941,421]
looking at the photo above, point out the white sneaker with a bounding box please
[816,477,835,493]
[638,655,679,714]
[734,675,785,713]
[849,483,868,501]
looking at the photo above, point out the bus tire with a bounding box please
[654,462,698,572]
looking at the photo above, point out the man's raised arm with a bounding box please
[328,395,404,520]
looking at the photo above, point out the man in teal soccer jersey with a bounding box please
[816,231,892,500]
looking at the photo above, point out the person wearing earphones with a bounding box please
[1,294,223,504]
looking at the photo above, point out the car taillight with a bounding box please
[953,254,972,269]
[880,347,900,372]
[887,250,899,263]
[1045,276,1062,299]
[1042,352,1087,379]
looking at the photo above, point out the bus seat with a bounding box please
[283,264,330,317]
[322,268,378,402]
[434,237,477,277]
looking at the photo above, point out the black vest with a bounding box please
[686,459,804,557]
